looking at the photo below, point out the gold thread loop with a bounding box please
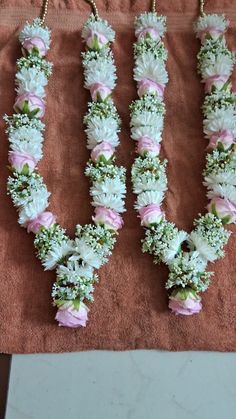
[86,0,99,19]
[40,0,49,25]
[200,0,205,16]
[152,0,157,13]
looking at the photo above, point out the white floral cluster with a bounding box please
[4,114,44,161]
[188,213,230,263]
[7,172,50,225]
[81,15,115,45]
[36,223,116,303]
[83,49,117,90]
[131,155,167,206]
[130,94,165,142]
[131,13,235,306]
[19,18,51,50]
[84,101,121,149]
[142,220,187,265]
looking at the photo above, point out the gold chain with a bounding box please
[86,0,99,18]
[200,0,205,16]
[40,0,49,25]
[152,0,157,13]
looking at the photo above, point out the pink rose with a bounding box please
[91,142,114,162]
[136,136,161,156]
[207,196,236,224]
[198,27,224,43]
[92,206,123,230]
[208,129,234,149]
[23,36,47,57]
[205,75,228,93]
[137,79,164,97]
[14,92,45,118]
[8,151,37,174]
[138,204,163,226]
[85,30,108,49]
[135,27,160,40]
[25,211,56,234]
[90,83,112,101]
[169,288,202,316]
[55,301,89,328]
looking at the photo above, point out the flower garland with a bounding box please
[130,12,235,315]
[5,16,126,327]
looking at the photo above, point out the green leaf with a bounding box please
[222,215,231,224]
[22,100,30,114]
[73,299,81,310]
[221,80,231,92]
[21,164,29,176]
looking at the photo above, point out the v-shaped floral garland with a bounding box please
[131,12,236,315]
[5,15,126,327]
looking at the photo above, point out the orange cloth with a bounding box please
[0,0,235,353]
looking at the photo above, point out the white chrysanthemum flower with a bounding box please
[131,125,162,142]
[204,108,236,137]
[201,54,234,80]
[135,12,166,37]
[43,240,74,271]
[90,178,126,196]
[16,68,48,98]
[207,183,236,203]
[131,111,163,142]
[134,52,168,85]
[85,116,119,149]
[204,171,236,186]
[84,57,116,89]
[59,259,94,279]
[81,18,115,43]
[9,126,43,160]
[19,19,51,49]
[194,14,228,34]
[135,190,164,209]
[73,237,102,269]
[10,139,43,161]
[91,194,125,213]
[162,231,188,265]
[188,231,218,262]
[133,177,167,194]
[18,188,50,224]
[131,110,163,129]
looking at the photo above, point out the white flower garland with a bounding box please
[131,12,235,315]
[5,16,126,328]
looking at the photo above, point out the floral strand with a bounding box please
[131,12,234,315]
[5,16,126,327]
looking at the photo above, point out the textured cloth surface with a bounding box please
[0,0,236,353]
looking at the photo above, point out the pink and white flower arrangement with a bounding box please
[131,12,233,316]
[5,16,126,328]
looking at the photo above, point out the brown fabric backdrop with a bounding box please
[0,0,236,353]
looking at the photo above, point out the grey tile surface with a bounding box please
[5,351,236,419]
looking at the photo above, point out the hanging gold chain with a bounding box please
[86,0,99,18]
[151,0,157,13]
[200,0,205,16]
[40,0,49,25]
